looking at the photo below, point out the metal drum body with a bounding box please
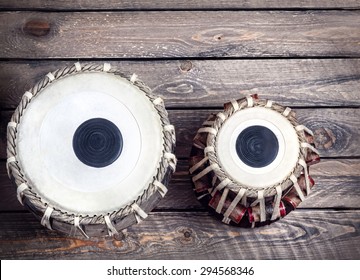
[190,95,319,227]
[7,63,176,238]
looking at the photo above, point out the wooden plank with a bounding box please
[1,159,359,211]
[1,59,360,109]
[169,109,360,158]
[1,108,359,159]
[0,0,359,10]
[296,109,360,158]
[0,210,359,259]
[0,11,360,58]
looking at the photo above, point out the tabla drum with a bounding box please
[6,63,176,238]
[189,95,320,227]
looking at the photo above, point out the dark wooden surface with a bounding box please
[1,0,360,10]
[1,59,360,109]
[0,1,359,260]
[1,11,360,58]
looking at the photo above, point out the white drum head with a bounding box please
[16,72,163,215]
[216,107,299,188]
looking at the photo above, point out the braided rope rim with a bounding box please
[7,63,176,228]
[206,97,307,198]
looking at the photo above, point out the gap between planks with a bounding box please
[0,0,360,11]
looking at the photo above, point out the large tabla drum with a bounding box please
[190,95,320,227]
[7,63,176,238]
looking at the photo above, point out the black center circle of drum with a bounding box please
[73,118,123,168]
[236,125,279,168]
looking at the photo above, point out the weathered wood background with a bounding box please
[0,1,359,259]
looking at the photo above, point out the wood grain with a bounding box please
[1,59,360,109]
[1,0,360,10]
[169,109,360,158]
[0,2,358,261]
[0,210,359,259]
[1,159,359,211]
[0,11,360,59]
[1,108,359,160]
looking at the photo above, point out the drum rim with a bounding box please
[6,63,177,237]
[215,107,300,188]
[205,97,307,198]
[211,98,306,198]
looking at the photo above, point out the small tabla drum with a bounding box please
[190,95,320,227]
[6,63,176,238]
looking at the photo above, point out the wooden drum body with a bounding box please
[190,95,320,227]
[7,63,176,238]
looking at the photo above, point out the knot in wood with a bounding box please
[23,19,51,37]
[214,34,223,41]
[180,60,193,72]
[176,227,194,245]
[314,127,336,150]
